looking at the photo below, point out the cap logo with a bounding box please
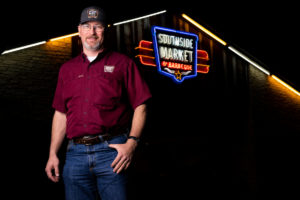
[87,9,98,19]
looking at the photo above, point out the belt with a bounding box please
[72,131,127,146]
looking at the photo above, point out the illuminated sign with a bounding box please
[135,40,209,73]
[152,26,198,83]
[135,29,210,81]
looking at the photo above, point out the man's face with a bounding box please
[78,21,105,52]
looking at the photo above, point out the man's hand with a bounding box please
[45,155,60,183]
[109,139,138,174]
[45,110,66,183]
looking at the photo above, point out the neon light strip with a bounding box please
[139,40,153,46]
[50,33,79,41]
[1,41,46,55]
[197,50,209,60]
[134,47,154,51]
[136,55,155,59]
[113,10,167,26]
[182,14,227,46]
[197,65,209,73]
[228,46,270,75]
[197,64,210,67]
[271,75,300,96]
[136,55,156,67]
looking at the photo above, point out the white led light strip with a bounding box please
[113,10,167,26]
[228,46,270,75]
[1,41,46,55]
[1,11,299,98]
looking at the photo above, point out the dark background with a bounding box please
[1,1,299,89]
[1,1,299,200]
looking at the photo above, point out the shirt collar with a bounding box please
[81,48,108,63]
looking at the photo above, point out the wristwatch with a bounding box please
[127,136,140,143]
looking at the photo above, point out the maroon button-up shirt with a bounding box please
[52,50,152,139]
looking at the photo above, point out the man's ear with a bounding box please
[78,26,81,37]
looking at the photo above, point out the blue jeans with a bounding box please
[63,134,128,200]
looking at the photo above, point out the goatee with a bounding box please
[83,41,102,51]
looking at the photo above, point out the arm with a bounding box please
[109,104,147,173]
[127,103,147,145]
[45,110,67,182]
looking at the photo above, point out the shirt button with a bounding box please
[83,124,87,128]
[85,98,89,102]
[83,112,87,115]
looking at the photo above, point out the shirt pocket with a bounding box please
[92,73,122,110]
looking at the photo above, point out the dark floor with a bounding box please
[2,112,300,200]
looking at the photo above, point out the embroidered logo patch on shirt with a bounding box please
[104,65,115,73]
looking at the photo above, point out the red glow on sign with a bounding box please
[135,40,156,66]
[161,61,192,71]
[135,40,210,74]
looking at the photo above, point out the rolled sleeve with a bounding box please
[125,60,152,109]
[52,68,67,113]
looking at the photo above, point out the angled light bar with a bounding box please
[228,46,270,75]
[50,32,79,41]
[1,41,46,55]
[182,14,227,46]
[113,10,167,26]
[271,75,300,96]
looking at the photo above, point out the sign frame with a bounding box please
[151,26,199,83]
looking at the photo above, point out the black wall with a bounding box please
[1,12,300,200]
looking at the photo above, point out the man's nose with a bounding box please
[88,26,97,33]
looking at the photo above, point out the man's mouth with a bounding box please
[87,36,98,41]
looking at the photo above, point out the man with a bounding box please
[45,6,152,200]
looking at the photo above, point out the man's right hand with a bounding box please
[45,155,60,183]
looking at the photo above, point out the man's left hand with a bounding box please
[109,139,138,174]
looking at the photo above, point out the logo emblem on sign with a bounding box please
[152,26,198,83]
[87,9,98,19]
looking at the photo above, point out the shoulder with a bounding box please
[61,55,82,69]
[105,51,137,75]
[59,54,82,75]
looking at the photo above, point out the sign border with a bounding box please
[151,26,198,83]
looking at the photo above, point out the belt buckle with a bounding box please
[82,135,99,145]
[83,135,93,139]
[83,140,92,146]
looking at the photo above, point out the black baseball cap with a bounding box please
[79,6,106,25]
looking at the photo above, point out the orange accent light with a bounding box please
[271,75,300,96]
[135,40,156,66]
[182,14,227,46]
[135,47,154,51]
[197,64,210,73]
[197,50,209,60]
[135,55,156,67]
[49,33,79,41]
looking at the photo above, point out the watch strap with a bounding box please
[127,136,140,142]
